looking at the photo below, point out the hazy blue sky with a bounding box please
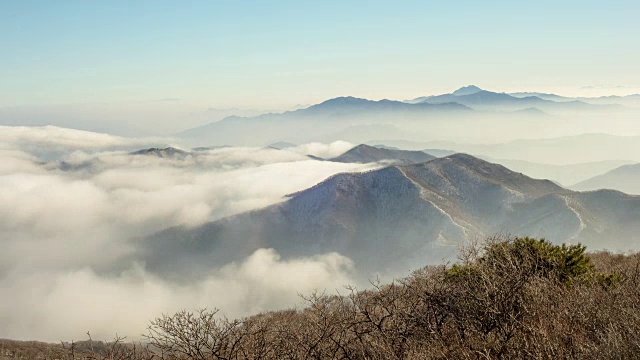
[1,0,639,108]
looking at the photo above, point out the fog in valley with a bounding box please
[0,127,379,341]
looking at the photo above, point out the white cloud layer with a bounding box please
[0,125,162,150]
[1,249,353,342]
[0,126,373,341]
[288,141,355,159]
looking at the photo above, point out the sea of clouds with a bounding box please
[0,126,378,341]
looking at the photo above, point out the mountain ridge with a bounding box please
[176,97,472,146]
[405,87,625,113]
[572,163,640,194]
[452,85,483,96]
[328,144,436,164]
[139,154,639,279]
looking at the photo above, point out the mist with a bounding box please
[175,100,640,165]
[0,127,378,341]
[0,103,308,137]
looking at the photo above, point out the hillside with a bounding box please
[329,144,435,164]
[138,240,639,359]
[140,154,640,279]
[10,238,639,359]
[573,163,640,194]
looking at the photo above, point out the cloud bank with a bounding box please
[0,126,376,341]
[2,249,353,342]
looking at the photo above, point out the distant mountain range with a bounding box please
[139,154,640,279]
[573,163,640,195]
[406,86,621,113]
[510,92,640,107]
[177,97,471,146]
[302,96,471,115]
[175,85,635,147]
[380,133,640,165]
[409,85,640,108]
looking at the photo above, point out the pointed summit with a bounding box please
[314,96,371,107]
[329,144,435,164]
[452,85,483,96]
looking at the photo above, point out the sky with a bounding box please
[1,0,639,108]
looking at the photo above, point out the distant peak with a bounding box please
[130,147,190,158]
[267,141,296,150]
[136,146,183,152]
[452,85,483,96]
[318,96,369,105]
[431,152,498,168]
[445,152,481,162]
[353,144,375,150]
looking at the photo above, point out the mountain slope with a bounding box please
[572,163,640,194]
[140,154,640,279]
[329,144,435,164]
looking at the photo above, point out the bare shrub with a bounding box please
[52,236,640,359]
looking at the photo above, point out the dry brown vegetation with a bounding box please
[0,334,155,360]
[3,236,639,359]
